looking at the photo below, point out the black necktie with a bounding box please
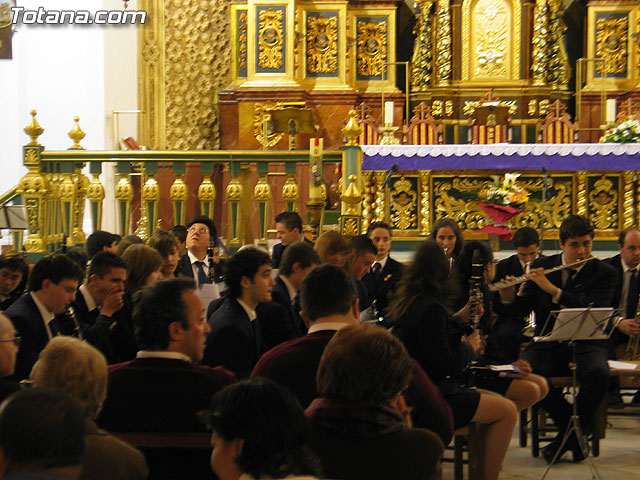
[372,262,382,282]
[195,261,208,287]
[564,269,577,290]
[626,270,638,319]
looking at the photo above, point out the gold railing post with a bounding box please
[170,162,188,226]
[623,171,635,230]
[71,164,89,245]
[198,162,216,220]
[339,110,363,237]
[254,164,272,247]
[114,164,134,236]
[282,173,299,212]
[226,162,243,247]
[140,168,160,240]
[87,162,105,232]
[58,172,76,244]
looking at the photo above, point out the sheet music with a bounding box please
[537,307,613,342]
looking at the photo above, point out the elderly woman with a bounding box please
[305,324,444,480]
[30,336,148,480]
[207,378,320,480]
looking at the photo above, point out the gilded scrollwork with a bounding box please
[258,8,284,70]
[595,14,628,76]
[410,1,434,91]
[528,99,538,117]
[463,100,517,117]
[435,0,452,85]
[576,171,587,217]
[341,217,360,236]
[254,102,284,148]
[547,0,570,87]
[531,0,549,85]
[623,171,634,229]
[445,101,453,117]
[420,171,432,235]
[306,14,338,74]
[390,176,418,230]
[356,19,387,77]
[374,171,387,222]
[539,99,550,116]
[237,10,248,74]
[432,100,443,117]
[473,0,508,77]
[361,171,375,233]
[589,176,618,230]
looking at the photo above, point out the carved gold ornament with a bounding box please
[342,217,360,236]
[390,176,417,230]
[411,1,434,90]
[254,102,284,148]
[473,0,508,77]
[435,0,452,85]
[432,100,443,117]
[463,100,517,117]
[589,176,618,230]
[306,14,338,74]
[238,11,248,71]
[528,99,538,117]
[531,0,549,86]
[445,101,453,117]
[356,19,387,77]
[258,8,284,70]
[595,15,628,75]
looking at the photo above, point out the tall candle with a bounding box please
[384,101,394,126]
[309,138,323,200]
[606,99,617,124]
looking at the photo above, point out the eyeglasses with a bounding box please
[0,336,21,347]
[187,227,209,235]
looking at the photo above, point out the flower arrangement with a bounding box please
[479,173,530,207]
[600,119,640,143]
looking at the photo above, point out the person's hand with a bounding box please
[390,394,413,428]
[497,275,517,302]
[101,286,124,318]
[463,329,483,355]
[455,299,484,325]
[617,318,640,337]
[509,359,532,378]
[525,268,560,297]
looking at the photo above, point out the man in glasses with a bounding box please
[177,215,224,288]
[0,314,19,403]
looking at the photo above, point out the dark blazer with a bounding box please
[0,378,20,404]
[271,237,314,269]
[256,276,304,350]
[252,328,454,445]
[508,254,617,336]
[177,252,225,284]
[360,256,405,318]
[71,290,119,363]
[604,254,637,347]
[204,296,264,378]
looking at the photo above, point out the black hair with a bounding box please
[430,218,465,258]
[559,215,595,243]
[133,277,195,350]
[115,235,144,257]
[148,230,179,258]
[0,388,85,469]
[274,211,303,233]
[279,242,320,277]
[28,254,84,292]
[208,378,319,479]
[85,230,119,259]
[454,241,493,283]
[512,227,540,248]
[0,252,28,273]
[224,248,271,299]
[617,226,640,247]
[186,215,217,243]
[87,251,127,279]
[366,221,392,237]
[300,264,357,322]
[169,225,188,243]
[57,247,89,274]
[349,235,377,257]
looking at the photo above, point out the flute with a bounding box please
[487,257,593,292]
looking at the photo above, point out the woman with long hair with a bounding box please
[148,230,180,279]
[430,218,464,263]
[389,240,517,480]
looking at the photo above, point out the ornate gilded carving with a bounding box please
[463,100,517,117]
[87,174,105,231]
[539,99,550,116]
[254,102,284,148]
[237,10,248,75]
[576,171,588,217]
[361,171,375,233]
[420,171,432,235]
[528,99,538,117]
[24,148,40,167]
[473,0,508,77]
[198,177,216,202]
[306,14,338,74]
[356,19,387,77]
[282,174,299,209]
[410,1,434,91]
[71,167,89,244]
[432,101,443,117]
[342,110,361,147]
[227,174,243,247]
[445,101,453,117]
[623,171,635,229]
[24,110,44,146]
[68,117,85,150]
[531,0,549,86]
[17,166,49,252]
[341,175,362,216]
[595,14,628,76]
[254,175,272,202]
[142,176,161,202]
[547,0,570,87]
[374,171,387,222]
[170,175,188,226]
[435,0,452,85]
[258,8,284,69]
[589,175,618,230]
[389,176,417,230]
[254,175,272,245]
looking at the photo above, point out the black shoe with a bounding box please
[571,444,587,463]
[541,440,567,464]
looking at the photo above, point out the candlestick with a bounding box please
[606,99,616,125]
[384,101,394,126]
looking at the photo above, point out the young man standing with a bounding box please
[272,211,310,269]
[204,248,274,378]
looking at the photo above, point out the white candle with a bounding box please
[606,99,617,124]
[384,101,394,126]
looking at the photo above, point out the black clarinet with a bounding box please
[207,240,215,284]
[58,305,84,340]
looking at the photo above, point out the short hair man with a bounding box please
[0,388,86,479]
[4,254,84,381]
[272,211,309,269]
[347,235,377,311]
[257,242,320,349]
[71,252,128,363]
[169,225,188,257]
[491,226,543,363]
[98,277,234,434]
[0,315,19,404]
[176,215,222,288]
[86,230,120,259]
[251,264,454,445]
[204,248,274,378]
[0,253,28,311]
[498,215,617,462]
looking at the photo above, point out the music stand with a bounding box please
[536,307,617,480]
[0,206,29,248]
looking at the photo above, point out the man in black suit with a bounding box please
[257,242,320,349]
[272,211,311,269]
[497,215,617,463]
[176,215,224,287]
[361,222,404,323]
[204,248,274,378]
[491,227,543,363]
[4,254,83,381]
[346,235,377,313]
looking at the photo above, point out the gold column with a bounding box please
[59,173,76,245]
[115,174,134,236]
[623,171,635,229]
[374,171,387,222]
[198,176,216,220]
[254,174,272,246]
[576,171,588,217]
[226,174,243,247]
[47,173,61,247]
[170,174,188,226]
[410,0,434,91]
[420,170,432,235]
[141,174,161,238]
[340,175,363,236]
[435,0,452,86]
[282,174,299,212]
[71,165,89,245]
[531,0,549,86]
[361,171,375,233]
[87,174,105,231]
[547,0,569,89]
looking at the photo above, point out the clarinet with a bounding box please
[58,305,84,340]
[207,240,215,284]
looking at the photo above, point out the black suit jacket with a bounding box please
[177,253,226,284]
[71,291,123,363]
[272,237,314,269]
[604,254,637,346]
[204,296,264,378]
[360,256,405,318]
[256,276,304,350]
[508,254,617,336]
[492,254,545,325]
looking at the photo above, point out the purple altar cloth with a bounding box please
[361,144,640,171]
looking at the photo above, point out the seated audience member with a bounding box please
[252,264,453,445]
[4,254,84,380]
[206,378,320,480]
[98,278,234,479]
[204,248,273,378]
[0,388,86,480]
[71,252,127,363]
[257,243,320,349]
[0,253,27,312]
[148,230,181,279]
[115,235,144,257]
[30,337,148,480]
[177,215,225,288]
[314,231,350,268]
[86,230,120,259]
[431,218,464,264]
[0,314,19,403]
[391,241,517,480]
[361,221,404,323]
[346,235,377,311]
[169,225,188,257]
[307,324,443,480]
[272,211,310,269]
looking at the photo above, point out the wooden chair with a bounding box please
[407,102,443,145]
[537,100,577,143]
[353,102,379,145]
[468,91,510,144]
[441,423,484,480]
